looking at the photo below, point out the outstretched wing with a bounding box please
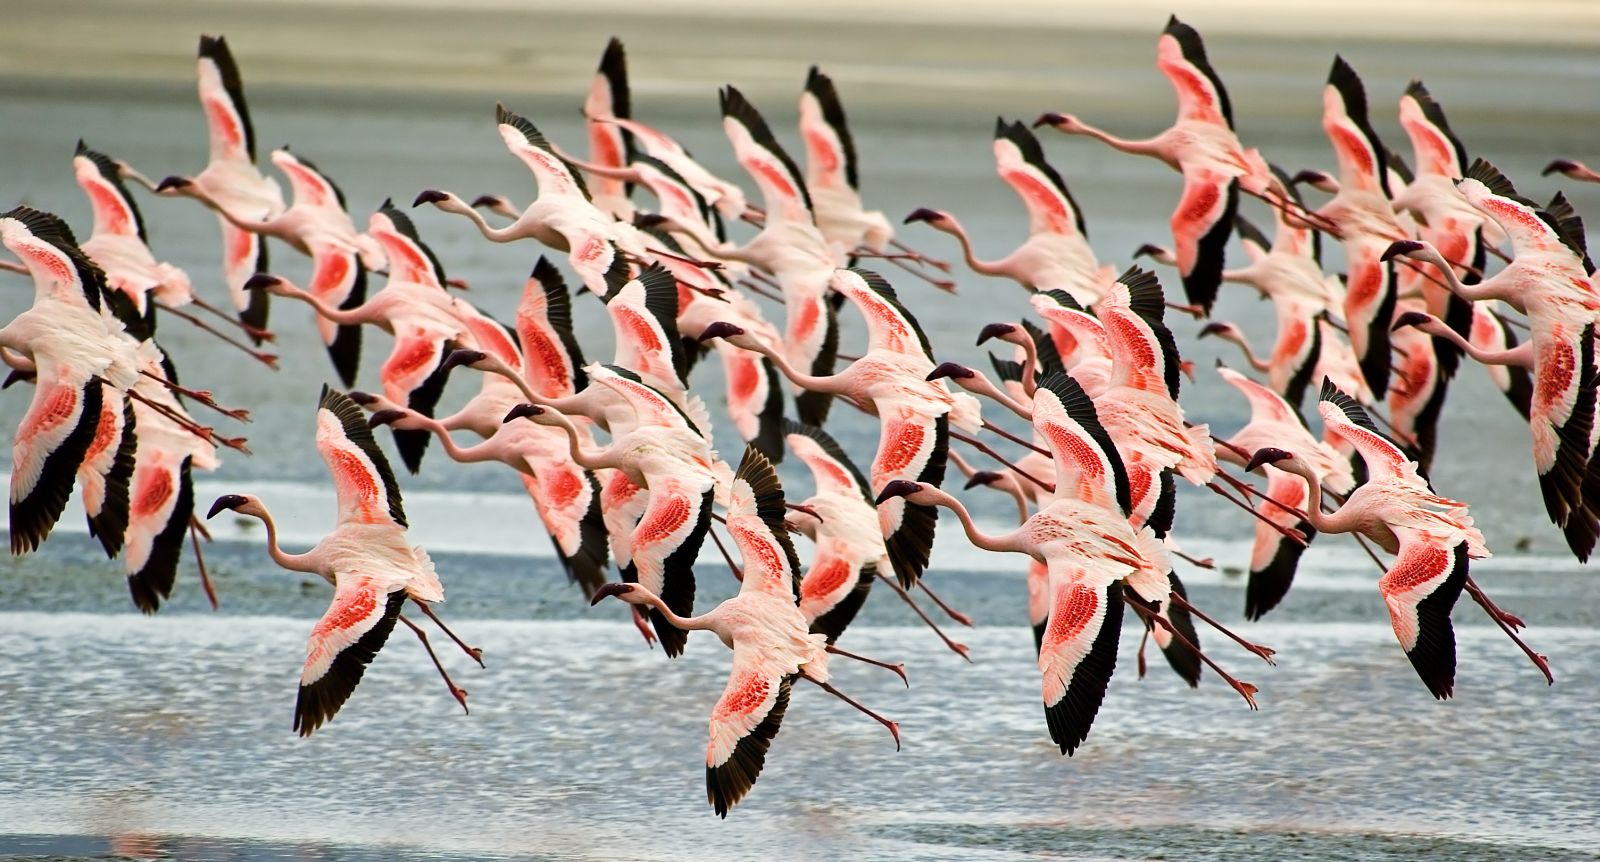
[873,400,948,587]
[624,481,713,658]
[798,66,859,192]
[294,573,409,736]
[1380,534,1468,700]
[11,369,103,555]
[1169,171,1238,313]
[706,647,791,818]
[1322,56,1389,196]
[314,385,407,528]
[993,119,1086,238]
[496,104,591,201]
[197,35,257,163]
[722,85,812,225]
[1157,16,1233,128]
[1039,566,1123,756]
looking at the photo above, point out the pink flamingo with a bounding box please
[206,387,480,734]
[582,37,636,220]
[592,447,900,817]
[1248,379,1554,696]
[904,119,1107,303]
[1034,16,1284,312]
[1543,159,1600,184]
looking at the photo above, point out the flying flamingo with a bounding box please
[904,119,1108,303]
[1215,366,1355,619]
[206,386,479,734]
[1543,159,1600,183]
[582,37,636,220]
[592,446,900,817]
[157,147,378,386]
[698,268,982,590]
[119,35,284,337]
[709,85,843,427]
[1292,57,1408,398]
[1034,16,1285,312]
[1383,159,1600,561]
[243,203,469,473]
[1246,380,1508,698]
[0,207,142,555]
[505,364,722,656]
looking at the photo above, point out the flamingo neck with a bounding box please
[273,281,365,325]
[255,506,317,573]
[443,199,517,243]
[542,409,608,469]
[928,487,1022,553]
[1073,123,1165,160]
[939,218,1004,276]
[634,587,718,632]
[742,338,839,394]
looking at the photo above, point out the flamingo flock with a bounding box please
[3,21,1590,816]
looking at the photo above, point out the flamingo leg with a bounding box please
[138,369,251,422]
[887,237,952,272]
[1167,591,1276,664]
[126,390,250,454]
[630,605,657,648]
[825,644,908,687]
[800,672,901,750]
[156,304,279,365]
[1463,575,1553,684]
[951,430,1055,494]
[916,579,974,627]
[188,516,219,611]
[1173,550,1215,570]
[878,254,956,292]
[411,599,485,668]
[1218,469,1311,522]
[1207,482,1307,545]
[1136,625,1150,678]
[397,613,469,714]
[736,278,784,304]
[872,569,970,660]
[187,295,277,342]
[980,421,1051,457]
[1125,595,1260,708]
[707,524,743,581]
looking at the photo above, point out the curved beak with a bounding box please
[242,273,282,292]
[875,480,921,505]
[1391,310,1432,332]
[927,361,974,382]
[413,189,449,207]
[902,207,943,225]
[964,470,1003,490]
[1543,159,1578,177]
[503,403,542,423]
[696,322,745,343]
[367,409,406,428]
[590,582,631,606]
[976,322,1016,345]
[154,176,192,193]
[1197,322,1230,339]
[1033,112,1065,129]
[1244,448,1292,473]
[206,494,247,519]
[1380,239,1424,262]
[442,348,487,372]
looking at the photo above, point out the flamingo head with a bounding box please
[1290,170,1338,193]
[153,176,196,196]
[696,321,757,350]
[206,493,266,520]
[590,582,643,606]
[367,409,420,431]
[1244,447,1295,474]
[469,193,519,219]
[926,362,974,383]
[1132,243,1169,260]
[1198,321,1240,341]
[412,189,456,209]
[242,273,292,296]
[903,207,951,227]
[1390,310,1434,333]
[963,470,1005,490]
[1380,239,1426,262]
[3,368,35,389]
[1032,112,1082,133]
[503,402,545,424]
[975,322,1019,346]
[1543,159,1580,177]
[443,348,492,373]
[875,479,926,505]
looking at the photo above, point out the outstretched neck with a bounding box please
[269,279,367,325]
[540,408,610,470]
[740,337,842,394]
[926,487,1024,554]
[253,506,317,573]
[441,199,518,243]
[937,217,1006,276]
[1070,122,1168,162]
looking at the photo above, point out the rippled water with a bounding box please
[1,4,1598,859]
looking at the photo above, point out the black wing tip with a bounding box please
[706,676,791,818]
[1044,581,1123,756]
[317,383,408,527]
[1405,542,1468,700]
[735,443,788,534]
[294,589,408,736]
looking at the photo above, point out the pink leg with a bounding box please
[826,644,908,687]
[398,613,469,714]
[1125,595,1259,708]
[411,599,485,668]
[873,569,969,660]
[800,672,901,750]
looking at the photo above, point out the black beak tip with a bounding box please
[1380,240,1424,262]
[1543,159,1576,176]
[903,207,942,225]
[242,273,279,292]
[468,194,500,209]
[697,322,744,343]
[206,494,245,520]
[503,403,542,423]
[367,410,405,429]
[443,348,487,372]
[926,361,972,382]
[875,480,920,505]
[1391,311,1431,332]
[976,322,1016,345]
[1244,448,1291,473]
[413,189,448,207]
[154,176,190,193]
[963,471,1002,490]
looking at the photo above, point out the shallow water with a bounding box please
[1,3,1598,859]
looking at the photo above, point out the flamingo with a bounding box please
[582,37,636,220]
[1034,16,1284,312]
[120,35,284,337]
[698,268,982,589]
[244,203,470,473]
[1543,159,1600,184]
[709,85,842,427]
[158,147,377,386]
[0,207,142,555]
[904,119,1107,303]
[505,364,722,657]
[71,142,193,316]
[1383,159,1600,560]
[1294,57,1408,397]
[1215,366,1355,619]
[798,66,894,257]
[591,446,900,817]
[206,386,477,734]
[1246,380,1494,698]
